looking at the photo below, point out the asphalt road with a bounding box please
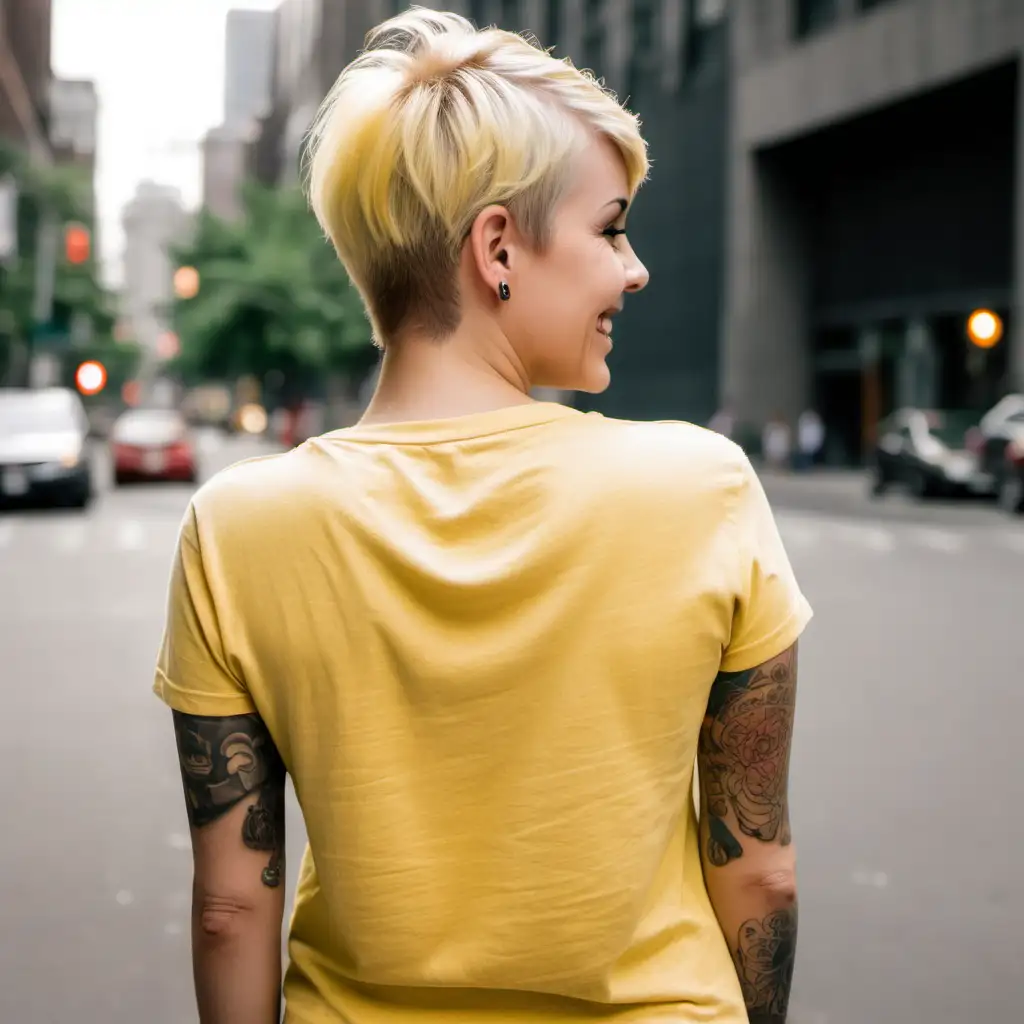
[1,440,1021,1024]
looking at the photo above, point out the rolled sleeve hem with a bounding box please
[153,667,257,716]
[720,596,814,673]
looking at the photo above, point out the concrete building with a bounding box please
[0,0,52,159]
[201,122,257,222]
[201,9,275,220]
[725,0,1024,462]
[224,8,275,127]
[120,181,190,354]
[48,77,96,200]
[49,78,96,164]
[257,0,405,186]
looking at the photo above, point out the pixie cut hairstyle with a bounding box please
[306,7,648,344]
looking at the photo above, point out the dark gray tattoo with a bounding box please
[736,907,798,1023]
[173,711,286,888]
[699,647,796,866]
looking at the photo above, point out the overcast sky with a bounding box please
[51,0,280,285]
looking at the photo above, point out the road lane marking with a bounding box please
[53,520,87,553]
[851,868,890,888]
[776,518,820,549]
[115,519,146,551]
[836,523,896,552]
[994,530,1024,555]
[0,521,13,549]
[911,527,965,554]
[167,833,190,851]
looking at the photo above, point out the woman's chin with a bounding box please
[536,358,611,394]
[578,359,612,394]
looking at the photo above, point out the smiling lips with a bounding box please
[596,306,620,337]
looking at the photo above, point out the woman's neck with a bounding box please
[359,328,535,426]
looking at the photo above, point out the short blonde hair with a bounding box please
[306,7,648,343]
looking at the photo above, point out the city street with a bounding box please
[1,438,1022,1024]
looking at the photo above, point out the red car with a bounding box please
[111,409,198,486]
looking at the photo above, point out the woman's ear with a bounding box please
[469,205,516,296]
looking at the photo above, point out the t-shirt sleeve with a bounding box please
[720,454,813,673]
[153,504,256,716]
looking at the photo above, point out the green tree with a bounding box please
[0,141,116,383]
[171,182,375,400]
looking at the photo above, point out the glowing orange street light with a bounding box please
[967,309,1003,349]
[75,360,107,395]
[174,265,200,300]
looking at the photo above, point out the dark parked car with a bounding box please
[871,408,984,499]
[0,387,93,509]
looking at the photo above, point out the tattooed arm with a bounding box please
[697,644,799,1024]
[173,711,287,1024]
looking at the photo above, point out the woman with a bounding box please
[156,10,812,1024]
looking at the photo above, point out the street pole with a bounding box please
[27,214,59,387]
[0,174,17,384]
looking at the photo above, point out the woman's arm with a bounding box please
[172,710,287,1024]
[697,643,799,1024]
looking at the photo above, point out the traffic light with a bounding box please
[65,222,90,265]
[75,360,107,395]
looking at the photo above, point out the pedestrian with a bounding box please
[708,399,736,439]
[155,11,812,1024]
[796,407,825,472]
[763,413,793,471]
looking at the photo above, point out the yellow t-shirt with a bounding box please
[155,402,812,1024]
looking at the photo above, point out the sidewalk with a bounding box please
[757,466,870,503]
[756,463,1007,527]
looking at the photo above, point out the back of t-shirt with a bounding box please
[155,401,811,1024]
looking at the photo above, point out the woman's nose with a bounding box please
[625,251,650,293]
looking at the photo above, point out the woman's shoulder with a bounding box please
[563,414,754,517]
[585,413,749,475]
[186,445,324,540]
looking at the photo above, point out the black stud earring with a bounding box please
[498,281,511,301]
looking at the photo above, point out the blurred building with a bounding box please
[224,8,276,127]
[121,182,190,354]
[255,0,392,187]
[201,8,276,221]
[0,0,52,158]
[48,77,96,193]
[201,122,257,222]
[726,0,1024,463]
[48,78,95,166]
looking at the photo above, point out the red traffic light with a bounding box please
[65,223,90,265]
[75,360,107,395]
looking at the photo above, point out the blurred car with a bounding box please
[966,394,1024,507]
[181,384,233,433]
[110,409,197,486]
[0,387,93,509]
[871,408,984,499]
[998,434,1024,514]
